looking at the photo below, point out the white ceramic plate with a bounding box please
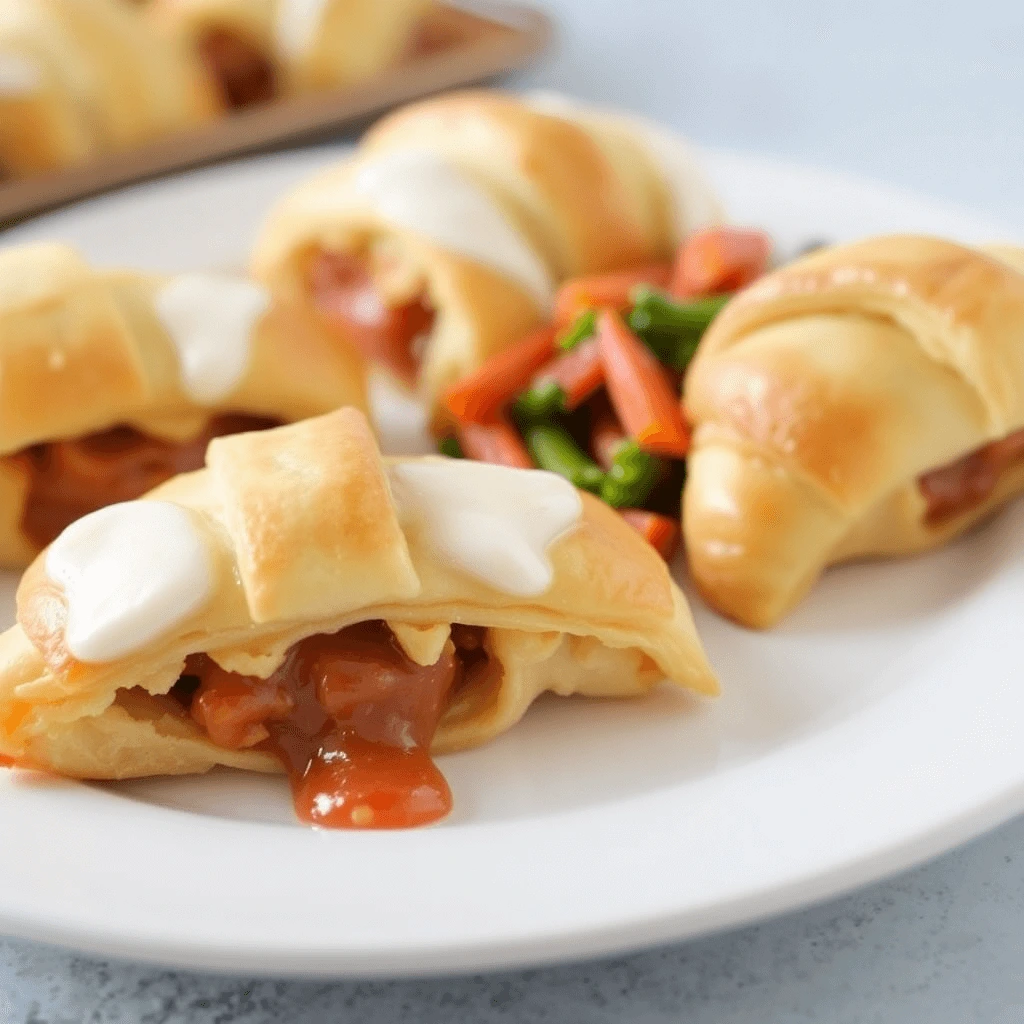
[0,147,1021,978]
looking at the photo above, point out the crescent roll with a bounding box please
[0,0,217,179]
[0,407,717,829]
[252,88,722,413]
[683,234,1024,628]
[0,242,366,566]
[151,0,428,109]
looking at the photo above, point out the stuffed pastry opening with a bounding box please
[307,245,436,387]
[9,413,280,550]
[197,28,278,109]
[166,620,495,830]
[918,426,1024,525]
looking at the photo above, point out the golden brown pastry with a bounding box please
[151,0,428,109]
[0,407,717,829]
[683,234,1024,628]
[0,0,218,179]
[251,88,723,413]
[0,242,366,566]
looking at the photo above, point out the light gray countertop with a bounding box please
[3,1,1024,1020]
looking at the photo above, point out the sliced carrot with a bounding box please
[670,227,773,298]
[589,394,627,470]
[595,309,690,458]
[620,509,680,560]
[309,251,433,386]
[533,338,605,411]
[443,326,558,425]
[457,419,535,469]
[553,264,672,328]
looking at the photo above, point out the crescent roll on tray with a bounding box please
[152,0,429,110]
[251,89,724,415]
[0,242,366,567]
[0,408,718,830]
[684,235,1024,628]
[0,0,217,179]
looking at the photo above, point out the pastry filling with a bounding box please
[918,427,1024,525]
[174,621,490,829]
[309,250,435,386]
[198,29,277,109]
[10,414,279,550]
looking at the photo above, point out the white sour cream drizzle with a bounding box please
[274,0,330,61]
[0,51,42,95]
[45,502,213,663]
[388,461,582,597]
[349,150,555,309]
[155,275,270,405]
[526,90,723,240]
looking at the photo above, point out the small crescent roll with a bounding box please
[0,408,717,828]
[252,88,722,412]
[683,235,1024,628]
[0,0,217,178]
[152,0,427,107]
[0,242,366,566]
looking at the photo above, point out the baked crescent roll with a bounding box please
[0,0,217,179]
[151,0,428,109]
[0,242,366,566]
[251,88,722,413]
[0,407,717,829]
[683,234,1024,628]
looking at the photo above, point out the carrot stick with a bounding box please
[457,419,535,469]
[620,509,681,560]
[443,326,558,425]
[533,338,605,411]
[595,309,691,458]
[590,394,627,470]
[670,227,773,298]
[553,264,672,328]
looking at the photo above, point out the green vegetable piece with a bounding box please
[524,423,605,494]
[600,439,663,508]
[513,379,566,421]
[627,289,732,371]
[557,309,598,351]
[438,435,464,459]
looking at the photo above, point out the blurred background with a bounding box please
[525,0,1024,230]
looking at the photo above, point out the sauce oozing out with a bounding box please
[12,414,279,549]
[197,30,278,109]
[309,250,434,385]
[919,426,1024,525]
[181,621,488,829]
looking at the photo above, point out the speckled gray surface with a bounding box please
[4,0,1024,1020]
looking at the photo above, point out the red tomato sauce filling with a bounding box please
[918,427,1024,526]
[309,251,435,386]
[10,414,279,550]
[174,622,489,829]
[198,29,278,109]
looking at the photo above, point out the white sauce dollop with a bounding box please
[0,51,42,96]
[388,461,582,597]
[45,502,213,664]
[350,150,554,309]
[526,90,723,241]
[155,274,270,405]
[275,0,330,61]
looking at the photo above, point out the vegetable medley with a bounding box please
[440,227,774,559]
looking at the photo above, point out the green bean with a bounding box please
[524,423,605,493]
[513,379,566,421]
[438,435,464,459]
[557,309,598,351]
[600,439,663,508]
[627,289,731,370]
